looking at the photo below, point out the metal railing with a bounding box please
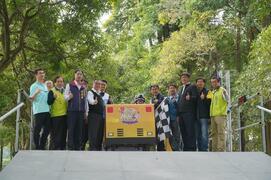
[230,93,268,153]
[0,103,24,123]
[0,89,33,153]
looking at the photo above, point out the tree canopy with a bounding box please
[0,0,271,155]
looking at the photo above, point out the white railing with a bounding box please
[0,103,24,123]
[257,105,271,114]
[0,89,33,153]
[230,92,268,153]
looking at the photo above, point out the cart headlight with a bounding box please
[147,132,153,136]
[108,132,114,136]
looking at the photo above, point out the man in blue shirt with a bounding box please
[29,68,50,150]
[167,84,182,151]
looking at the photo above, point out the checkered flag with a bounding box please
[155,98,172,142]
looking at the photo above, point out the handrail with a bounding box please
[234,122,261,131]
[0,103,25,123]
[230,92,260,109]
[21,89,31,101]
[257,105,271,114]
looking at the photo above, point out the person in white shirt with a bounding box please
[100,80,113,105]
[87,80,104,150]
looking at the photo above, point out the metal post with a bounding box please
[29,106,33,150]
[21,89,33,150]
[225,70,232,152]
[237,106,242,151]
[260,95,267,153]
[15,90,21,153]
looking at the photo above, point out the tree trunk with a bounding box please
[162,23,170,40]
[262,13,271,28]
[157,29,163,44]
[0,140,3,171]
[236,12,242,72]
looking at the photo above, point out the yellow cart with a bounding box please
[105,104,156,150]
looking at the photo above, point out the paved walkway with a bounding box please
[0,151,271,180]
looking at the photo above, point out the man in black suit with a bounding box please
[177,72,198,151]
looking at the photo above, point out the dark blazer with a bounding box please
[197,88,211,119]
[177,83,198,113]
[151,93,164,109]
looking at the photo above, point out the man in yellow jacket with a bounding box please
[209,76,229,152]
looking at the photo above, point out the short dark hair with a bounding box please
[74,69,83,74]
[82,79,88,84]
[196,77,206,83]
[150,84,159,90]
[54,76,64,83]
[101,80,108,84]
[211,76,220,82]
[180,72,191,78]
[168,83,177,89]
[34,68,44,75]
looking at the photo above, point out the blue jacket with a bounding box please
[67,81,87,112]
[168,95,179,121]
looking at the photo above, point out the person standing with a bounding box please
[87,80,104,151]
[47,76,67,150]
[29,68,50,150]
[150,84,165,151]
[195,77,211,151]
[150,85,164,109]
[100,80,113,105]
[134,94,145,104]
[81,79,89,150]
[64,70,87,150]
[177,72,198,151]
[45,80,54,91]
[167,84,182,151]
[210,76,229,152]
[97,80,113,150]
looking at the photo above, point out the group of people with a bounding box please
[30,68,228,152]
[147,72,229,152]
[30,69,112,150]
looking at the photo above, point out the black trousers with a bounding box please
[67,111,84,150]
[98,118,105,150]
[34,112,51,150]
[81,122,88,150]
[179,112,196,151]
[169,120,182,151]
[50,115,67,150]
[88,112,103,151]
[157,140,165,151]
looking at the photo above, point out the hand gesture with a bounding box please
[84,113,88,123]
[69,92,73,99]
[185,93,190,101]
[94,97,98,104]
[35,88,41,95]
[200,92,205,100]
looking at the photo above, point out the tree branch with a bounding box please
[1,0,11,63]
[24,45,48,54]
[21,49,34,74]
